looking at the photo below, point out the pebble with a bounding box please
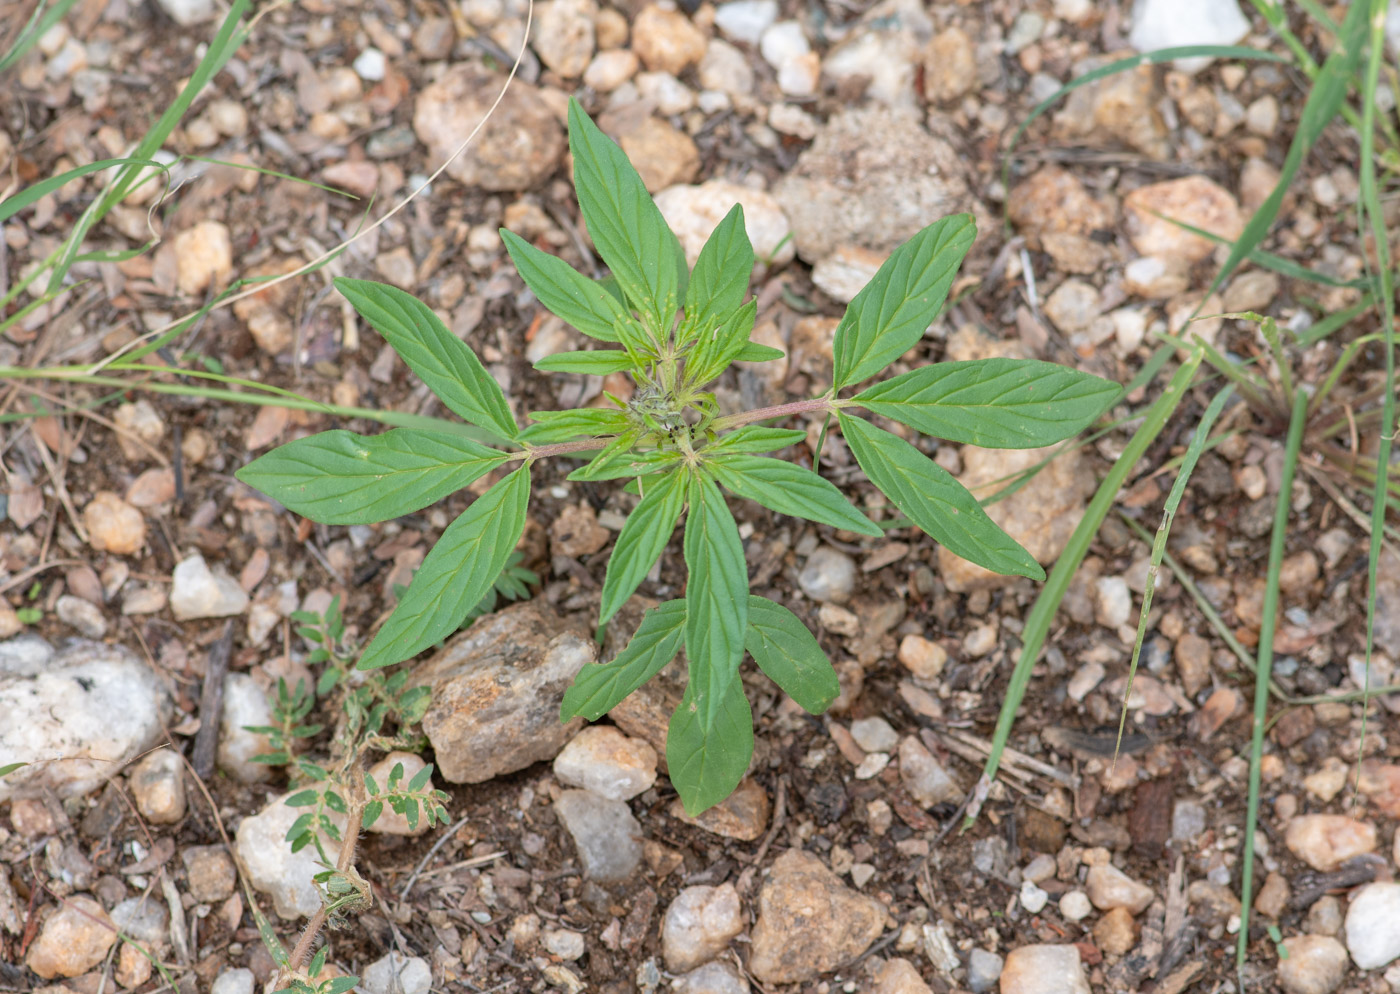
[542,927,586,960]
[1086,864,1154,914]
[670,778,771,841]
[759,20,808,70]
[211,969,255,994]
[898,736,960,807]
[1122,256,1190,299]
[851,717,899,753]
[534,0,596,77]
[637,71,695,114]
[130,747,185,824]
[1059,890,1093,921]
[1306,896,1343,937]
[812,244,886,303]
[173,220,233,294]
[55,595,107,638]
[171,554,249,620]
[364,752,437,834]
[653,180,794,267]
[410,602,596,783]
[747,849,886,984]
[584,49,639,91]
[1093,907,1138,956]
[874,957,933,994]
[217,672,274,783]
[25,895,117,978]
[798,546,856,603]
[0,636,169,803]
[155,0,214,25]
[1255,871,1290,918]
[1123,176,1244,264]
[923,27,976,105]
[619,117,699,193]
[126,467,177,507]
[322,161,380,199]
[632,4,708,74]
[183,845,237,903]
[1000,945,1091,994]
[554,789,644,883]
[83,491,145,556]
[235,792,348,919]
[1345,882,1400,969]
[1020,880,1049,913]
[967,949,1004,993]
[675,961,751,994]
[898,635,946,683]
[550,503,611,558]
[1094,576,1132,628]
[353,47,386,81]
[714,0,777,45]
[1043,280,1101,335]
[110,894,168,943]
[662,883,744,972]
[553,725,658,801]
[1284,814,1376,871]
[697,40,755,100]
[413,67,564,191]
[1127,0,1250,73]
[1278,935,1348,994]
[362,953,432,994]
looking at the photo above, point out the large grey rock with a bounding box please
[411,601,596,783]
[773,108,987,265]
[235,793,347,920]
[553,789,643,883]
[0,637,169,802]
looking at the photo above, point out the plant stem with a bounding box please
[709,397,835,433]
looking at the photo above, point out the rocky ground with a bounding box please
[3,0,1400,992]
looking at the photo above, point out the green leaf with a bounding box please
[533,350,636,375]
[599,468,688,626]
[745,595,838,714]
[500,227,633,343]
[323,978,359,994]
[666,678,753,815]
[853,358,1119,448]
[235,428,507,525]
[735,342,784,363]
[707,454,881,537]
[560,599,686,720]
[831,214,976,390]
[705,425,808,455]
[683,204,753,344]
[358,466,531,669]
[683,473,749,729]
[285,789,319,807]
[520,408,630,444]
[408,763,433,792]
[839,413,1043,579]
[568,440,682,482]
[0,762,26,779]
[567,98,681,338]
[308,948,329,980]
[335,277,517,441]
[685,300,758,386]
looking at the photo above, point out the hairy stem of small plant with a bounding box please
[708,397,836,433]
[282,791,366,981]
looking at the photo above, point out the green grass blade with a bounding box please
[0,159,167,225]
[0,0,81,73]
[1114,384,1235,759]
[1236,389,1309,968]
[966,346,1206,829]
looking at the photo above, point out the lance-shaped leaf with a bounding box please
[336,277,517,441]
[839,413,1043,579]
[560,599,686,720]
[745,595,838,714]
[520,408,630,444]
[734,342,784,363]
[599,467,688,626]
[567,98,681,338]
[568,438,682,482]
[831,214,975,390]
[533,350,636,375]
[358,466,531,669]
[666,677,753,815]
[704,426,807,455]
[500,228,634,343]
[853,358,1118,448]
[682,204,752,343]
[685,300,758,386]
[236,428,507,525]
[683,473,749,729]
[707,453,881,537]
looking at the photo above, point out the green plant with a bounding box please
[245,596,448,993]
[235,99,1117,814]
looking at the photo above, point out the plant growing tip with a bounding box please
[236,102,1116,815]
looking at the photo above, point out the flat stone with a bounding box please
[183,845,236,903]
[1284,814,1376,871]
[553,725,657,801]
[898,736,960,807]
[748,849,886,984]
[410,601,596,783]
[235,793,347,919]
[1128,0,1250,73]
[55,595,106,639]
[553,789,644,883]
[1278,934,1348,994]
[0,638,169,803]
[662,883,744,972]
[999,945,1091,994]
[669,777,769,840]
[171,554,249,620]
[1344,882,1400,969]
[1123,176,1244,264]
[361,953,432,994]
[25,895,116,978]
[413,67,564,191]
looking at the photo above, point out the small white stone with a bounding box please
[1127,0,1250,73]
[714,0,778,45]
[211,969,254,994]
[155,0,214,26]
[854,752,890,780]
[171,554,249,620]
[542,928,586,960]
[1019,880,1049,914]
[235,793,348,919]
[850,717,899,754]
[1059,891,1092,921]
[353,48,387,81]
[662,883,744,972]
[217,673,274,783]
[552,725,658,801]
[362,953,431,994]
[758,21,809,70]
[1345,882,1400,969]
